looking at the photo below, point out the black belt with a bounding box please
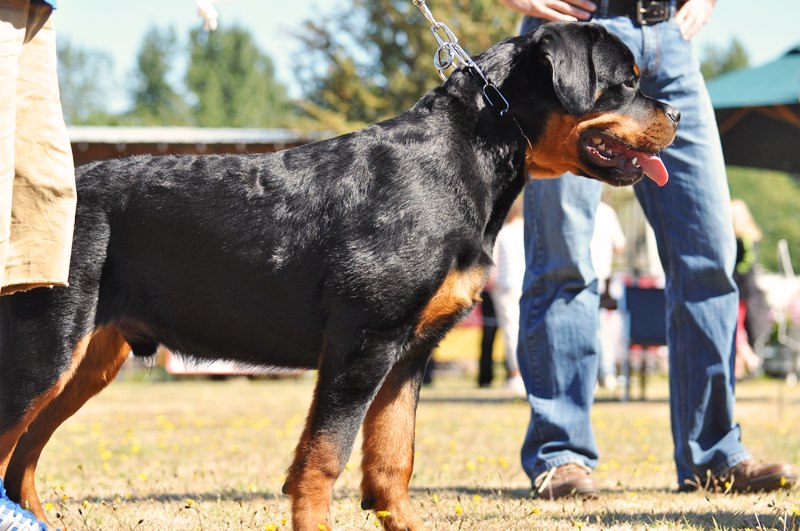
[595,0,681,25]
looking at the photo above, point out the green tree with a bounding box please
[187,26,292,127]
[129,26,191,125]
[57,38,116,125]
[700,38,750,80]
[294,0,519,132]
[727,167,800,272]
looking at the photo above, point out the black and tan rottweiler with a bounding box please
[0,22,678,530]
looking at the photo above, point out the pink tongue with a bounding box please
[637,152,669,186]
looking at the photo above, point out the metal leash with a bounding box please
[411,0,509,115]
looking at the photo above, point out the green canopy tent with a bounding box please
[706,44,800,174]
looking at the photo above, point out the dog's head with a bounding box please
[507,22,679,186]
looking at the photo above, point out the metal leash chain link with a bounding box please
[411,0,509,115]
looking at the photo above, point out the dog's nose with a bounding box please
[666,106,681,124]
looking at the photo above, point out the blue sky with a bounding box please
[54,0,799,109]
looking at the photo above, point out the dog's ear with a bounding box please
[537,24,598,116]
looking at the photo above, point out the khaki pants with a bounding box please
[0,0,75,296]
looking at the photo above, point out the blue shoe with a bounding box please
[0,479,49,531]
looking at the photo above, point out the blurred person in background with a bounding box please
[477,293,500,388]
[590,199,626,390]
[489,198,527,396]
[731,198,769,379]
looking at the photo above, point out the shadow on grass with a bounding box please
[409,485,799,528]
[409,485,682,497]
[420,394,526,405]
[78,489,285,504]
[591,510,796,529]
[73,487,799,529]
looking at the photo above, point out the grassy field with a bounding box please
[34,370,799,530]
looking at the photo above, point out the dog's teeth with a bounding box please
[592,137,602,145]
[598,144,605,151]
[631,157,638,166]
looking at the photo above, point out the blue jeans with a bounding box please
[518,15,750,486]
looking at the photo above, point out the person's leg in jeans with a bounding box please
[627,18,749,487]
[515,15,604,483]
[519,172,603,480]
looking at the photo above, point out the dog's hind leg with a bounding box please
[360,353,429,531]
[283,325,401,531]
[4,326,129,522]
[0,296,85,483]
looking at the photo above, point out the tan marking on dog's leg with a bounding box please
[415,266,487,337]
[0,332,91,479]
[286,434,341,530]
[283,387,319,495]
[361,369,426,531]
[284,375,341,530]
[5,326,130,522]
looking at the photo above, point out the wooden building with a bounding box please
[69,126,312,165]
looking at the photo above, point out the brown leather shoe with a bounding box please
[533,462,598,500]
[721,460,798,492]
[680,459,798,493]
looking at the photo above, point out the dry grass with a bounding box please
[34,369,800,530]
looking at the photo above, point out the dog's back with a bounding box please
[66,108,498,368]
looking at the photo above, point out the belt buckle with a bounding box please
[636,0,669,25]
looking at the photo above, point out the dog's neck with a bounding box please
[439,40,543,248]
[404,66,530,251]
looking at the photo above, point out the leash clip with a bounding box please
[482,82,509,116]
[412,0,512,118]
[433,44,455,80]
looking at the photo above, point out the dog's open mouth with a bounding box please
[580,131,669,186]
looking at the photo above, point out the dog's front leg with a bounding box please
[360,353,429,531]
[283,328,400,531]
